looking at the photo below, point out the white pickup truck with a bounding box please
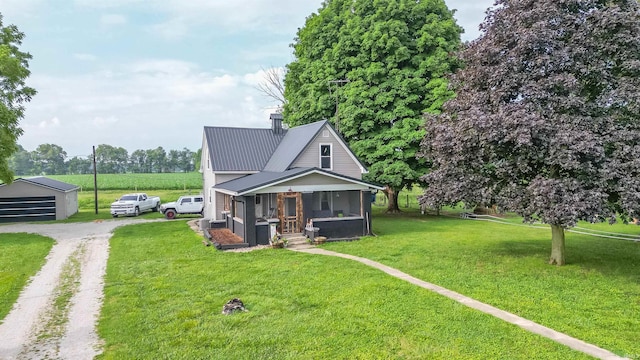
[110,193,161,217]
[160,195,204,219]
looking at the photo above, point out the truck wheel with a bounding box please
[112,214,118,218]
[134,207,140,217]
[165,209,177,220]
[154,203,160,212]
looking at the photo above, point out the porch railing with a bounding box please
[283,215,297,233]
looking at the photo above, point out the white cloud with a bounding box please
[92,116,118,127]
[0,0,46,19]
[147,17,189,41]
[128,59,198,75]
[72,0,492,42]
[73,53,98,61]
[100,13,127,26]
[36,116,60,129]
[158,0,319,33]
[19,59,273,154]
[75,0,321,39]
[243,67,285,87]
[74,0,145,8]
[14,0,497,157]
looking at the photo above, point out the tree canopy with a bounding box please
[9,143,197,175]
[0,14,36,183]
[419,0,640,265]
[284,0,462,211]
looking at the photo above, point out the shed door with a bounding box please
[0,196,56,223]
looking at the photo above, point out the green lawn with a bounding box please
[323,209,640,359]
[57,189,201,222]
[0,233,55,321]
[98,221,592,359]
[4,184,638,358]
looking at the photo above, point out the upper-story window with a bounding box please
[320,144,332,170]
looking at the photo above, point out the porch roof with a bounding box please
[213,167,383,196]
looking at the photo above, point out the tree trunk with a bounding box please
[384,186,401,213]
[549,224,566,266]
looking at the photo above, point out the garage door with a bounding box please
[0,196,56,223]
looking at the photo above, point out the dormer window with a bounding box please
[320,144,332,170]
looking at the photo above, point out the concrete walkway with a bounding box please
[291,247,628,360]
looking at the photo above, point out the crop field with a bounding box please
[49,173,202,191]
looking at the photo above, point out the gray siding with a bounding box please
[263,121,326,172]
[216,174,247,184]
[292,125,363,179]
[279,173,356,187]
[213,173,248,219]
[214,192,226,220]
[202,139,215,219]
[65,191,78,218]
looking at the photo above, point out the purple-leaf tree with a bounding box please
[419,0,640,265]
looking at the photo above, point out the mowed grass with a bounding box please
[98,221,590,359]
[323,209,640,359]
[49,172,202,191]
[0,233,54,321]
[60,189,203,222]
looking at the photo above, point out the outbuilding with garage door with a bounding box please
[0,177,80,223]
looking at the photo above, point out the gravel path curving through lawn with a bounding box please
[0,219,160,360]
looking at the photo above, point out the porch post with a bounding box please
[302,192,313,225]
[245,195,257,247]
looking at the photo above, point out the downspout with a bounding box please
[366,212,370,235]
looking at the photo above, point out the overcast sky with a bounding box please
[0,0,494,157]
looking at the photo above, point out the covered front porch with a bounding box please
[207,168,383,247]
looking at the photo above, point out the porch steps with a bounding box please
[284,234,314,250]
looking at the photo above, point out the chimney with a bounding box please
[270,113,284,134]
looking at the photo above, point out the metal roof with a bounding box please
[214,167,383,195]
[14,177,79,192]
[203,126,286,171]
[262,120,327,172]
[203,118,367,173]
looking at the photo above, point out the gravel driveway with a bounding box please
[0,219,159,360]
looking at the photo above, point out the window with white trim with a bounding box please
[320,144,332,170]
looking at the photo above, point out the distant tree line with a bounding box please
[8,144,202,175]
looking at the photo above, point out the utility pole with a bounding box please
[328,79,349,133]
[92,146,98,214]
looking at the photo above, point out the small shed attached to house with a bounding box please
[0,177,80,223]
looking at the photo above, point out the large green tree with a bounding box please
[0,14,36,183]
[284,0,462,212]
[8,144,34,175]
[95,144,128,174]
[66,156,92,174]
[147,147,167,173]
[33,143,67,175]
[419,0,640,265]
